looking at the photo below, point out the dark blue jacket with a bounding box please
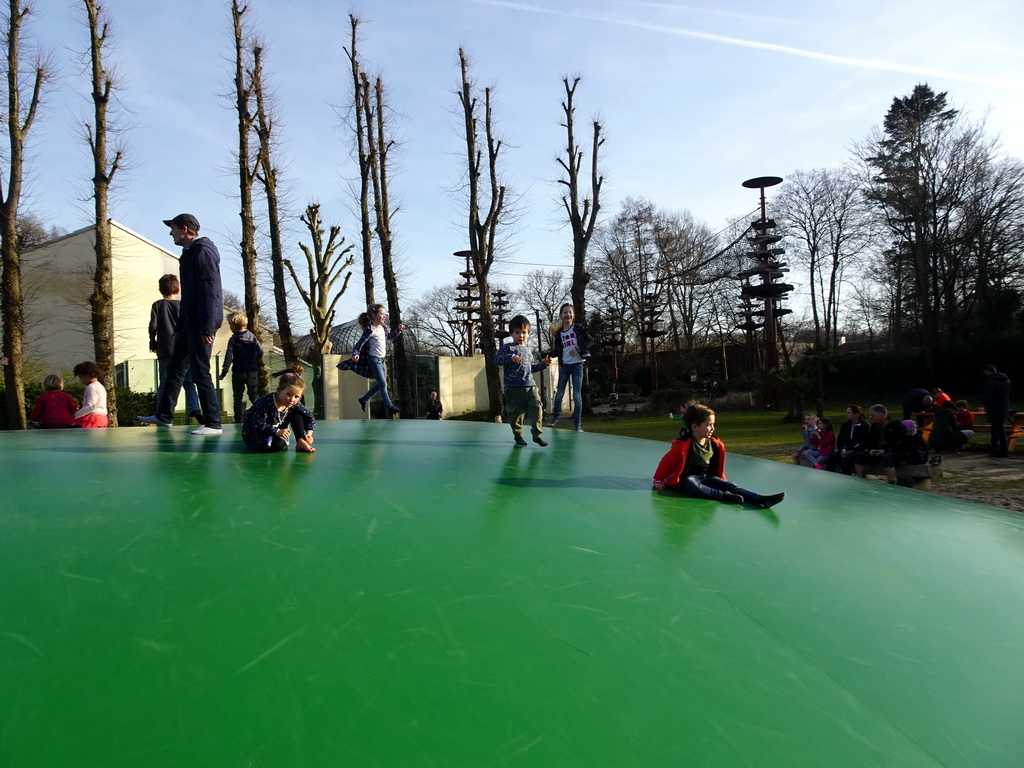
[177,237,224,337]
[221,330,264,375]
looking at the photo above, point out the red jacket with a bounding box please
[652,435,727,490]
[29,390,79,427]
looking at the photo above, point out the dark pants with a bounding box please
[232,370,260,420]
[681,474,762,504]
[157,330,221,428]
[989,419,1009,453]
[249,410,307,453]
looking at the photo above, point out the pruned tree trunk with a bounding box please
[346,14,374,306]
[251,45,297,364]
[231,0,269,393]
[1,1,49,430]
[83,0,121,426]
[557,76,603,326]
[457,49,508,419]
[362,74,412,415]
[285,204,354,418]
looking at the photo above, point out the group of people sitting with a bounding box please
[792,404,929,484]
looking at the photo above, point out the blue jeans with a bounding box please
[157,356,200,415]
[552,361,584,427]
[681,474,761,504]
[157,330,221,428]
[360,357,395,410]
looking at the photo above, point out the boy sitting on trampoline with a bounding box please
[652,400,786,508]
[241,372,316,453]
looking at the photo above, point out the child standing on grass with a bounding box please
[73,361,108,428]
[241,373,316,453]
[652,400,786,508]
[496,315,551,447]
[29,374,79,428]
[219,310,265,421]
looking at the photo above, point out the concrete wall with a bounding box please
[316,354,490,420]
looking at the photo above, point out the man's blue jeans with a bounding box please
[157,356,200,415]
[157,330,221,428]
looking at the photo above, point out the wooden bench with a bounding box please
[798,455,942,490]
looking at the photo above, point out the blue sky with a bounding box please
[22,0,1024,323]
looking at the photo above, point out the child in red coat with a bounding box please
[653,401,786,508]
[29,374,79,428]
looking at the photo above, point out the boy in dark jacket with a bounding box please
[149,274,201,422]
[219,311,265,421]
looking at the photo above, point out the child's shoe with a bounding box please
[759,492,786,509]
[814,463,823,469]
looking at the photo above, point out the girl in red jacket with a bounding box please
[652,401,786,508]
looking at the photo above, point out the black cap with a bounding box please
[162,213,200,232]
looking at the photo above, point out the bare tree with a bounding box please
[81,0,124,426]
[516,268,569,352]
[359,73,412,414]
[230,0,268,392]
[250,43,297,363]
[285,203,354,414]
[557,76,603,324]
[1,0,51,429]
[406,283,467,356]
[456,48,510,418]
[345,14,374,305]
[773,167,873,352]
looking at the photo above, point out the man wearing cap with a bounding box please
[138,214,224,435]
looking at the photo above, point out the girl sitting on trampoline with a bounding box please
[241,372,316,453]
[652,400,786,508]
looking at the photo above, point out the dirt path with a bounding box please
[926,450,1024,513]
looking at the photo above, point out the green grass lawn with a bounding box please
[567,410,804,463]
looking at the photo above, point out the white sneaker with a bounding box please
[191,426,223,436]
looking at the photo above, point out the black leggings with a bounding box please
[253,410,308,453]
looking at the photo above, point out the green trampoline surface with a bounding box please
[2,420,1023,767]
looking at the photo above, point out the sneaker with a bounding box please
[191,426,223,436]
[514,436,527,446]
[759,492,786,509]
[532,436,549,447]
[137,415,172,427]
[545,421,557,427]
[575,426,584,432]
[721,491,745,504]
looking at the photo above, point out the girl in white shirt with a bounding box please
[73,361,109,428]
